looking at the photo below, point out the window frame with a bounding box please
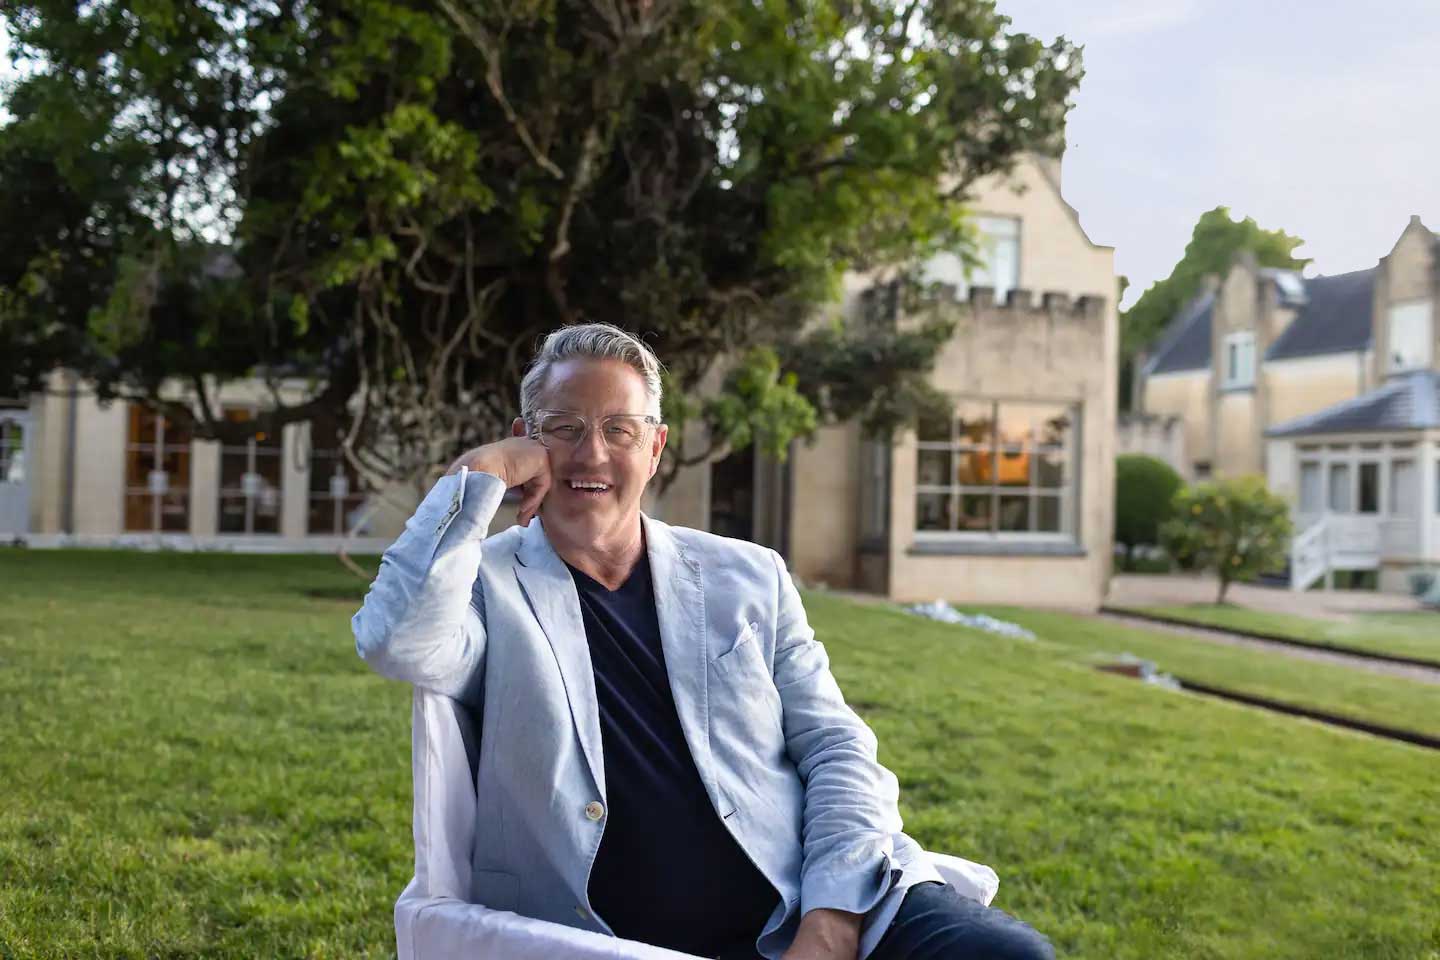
[123,405,192,533]
[1222,331,1256,388]
[217,406,284,536]
[1387,299,1433,373]
[913,398,1080,543]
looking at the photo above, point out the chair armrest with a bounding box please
[927,852,999,906]
[396,883,706,960]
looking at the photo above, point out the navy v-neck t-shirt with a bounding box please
[565,551,779,956]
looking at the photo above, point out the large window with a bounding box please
[915,399,1077,538]
[1222,331,1256,388]
[307,453,372,537]
[218,407,282,535]
[919,215,1021,302]
[124,406,192,532]
[1387,300,1433,372]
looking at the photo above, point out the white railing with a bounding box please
[1291,518,1329,592]
[1290,512,1385,591]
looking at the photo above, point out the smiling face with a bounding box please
[512,356,667,543]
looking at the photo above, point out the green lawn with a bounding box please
[1,550,1438,959]
[987,607,1440,741]
[1118,603,1440,664]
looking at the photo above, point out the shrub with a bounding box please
[1114,455,1183,570]
[1160,476,1292,603]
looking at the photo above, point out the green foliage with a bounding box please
[1114,454,1183,561]
[1161,476,1293,603]
[1,0,1081,487]
[1121,207,1308,409]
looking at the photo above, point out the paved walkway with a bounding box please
[1106,574,1424,622]
[1096,610,1440,686]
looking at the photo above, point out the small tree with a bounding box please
[1161,476,1292,604]
[1114,454,1183,569]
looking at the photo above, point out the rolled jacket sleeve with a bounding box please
[768,549,904,918]
[351,467,508,699]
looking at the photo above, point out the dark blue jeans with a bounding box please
[716,881,1054,960]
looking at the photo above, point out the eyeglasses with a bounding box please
[527,410,662,451]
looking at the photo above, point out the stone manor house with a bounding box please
[2,153,1120,608]
[1134,217,1440,592]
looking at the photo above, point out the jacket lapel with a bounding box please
[642,513,721,809]
[511,513,720,813]
[513,519,607,798]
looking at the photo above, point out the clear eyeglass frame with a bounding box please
[527,409,663,451]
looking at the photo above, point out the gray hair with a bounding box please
[519,322,665,422]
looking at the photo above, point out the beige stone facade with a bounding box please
[779,155,1118,608]
[1136,216,1440,593]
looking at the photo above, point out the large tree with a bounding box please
[1,0,1082,501]
[1121,206,1308,409]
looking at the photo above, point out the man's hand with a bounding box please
[445,437,552,527]
[780,908,862,960]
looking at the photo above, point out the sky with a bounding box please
[5,3,1440,309]
[995,0,1440,307]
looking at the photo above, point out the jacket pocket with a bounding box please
[711,621,761,676]
[471,868,519,911]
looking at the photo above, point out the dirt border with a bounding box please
[1101,605,1440,671]
[1175,677,1440,751]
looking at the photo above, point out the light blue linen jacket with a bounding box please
[352,467,943,959]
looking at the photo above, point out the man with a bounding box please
[353,323,1053,960]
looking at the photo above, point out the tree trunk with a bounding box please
[1216,574,1230,605]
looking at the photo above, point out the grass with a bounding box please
[1,549,1438,959]
[985,607,1440,742]
[1118,603,1440,664]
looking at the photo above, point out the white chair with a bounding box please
[396,686,999,959]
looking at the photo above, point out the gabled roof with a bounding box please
[1143,267,1375,377]
[1267,370,1440,437]
[1143,289,1214,375]
[1265,268,1374,362]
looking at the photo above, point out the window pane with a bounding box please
[996,449,1030,487]
[157,445,190,488]
[955,449,994,485]
[917,449,952,486]
[159,492,188,533]
[916,493,953,531]
[957,494,992,532]
[1036,450,1066,489]
[955,402,994,445]
[164,415,193,446]
[995,406,1032,447]
[1357,463,1379,514]
[124,494,153,532]
[1328,463,1351,512]
[129,406,158,445]
[219,494,249,533]
[220,449,249,492]
[1299,462,1322,513]
[916,406,951,442]
[997,495,1030,532]
[1390,460,1416,516]
[1035,495,1062,532]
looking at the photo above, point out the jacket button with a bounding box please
[584,801,605,821]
